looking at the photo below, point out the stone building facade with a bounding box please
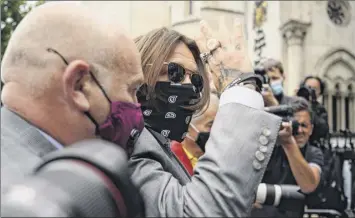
[83,1,355,133]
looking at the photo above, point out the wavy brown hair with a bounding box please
[135,27,210,112]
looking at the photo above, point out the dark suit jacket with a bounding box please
[1,107,57,192]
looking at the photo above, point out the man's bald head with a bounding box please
[191,93,219,127]
[1,2,144,145]
[2,2,139,97]
[183,93,219,157]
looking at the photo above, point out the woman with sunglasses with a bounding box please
[129,20,282,217]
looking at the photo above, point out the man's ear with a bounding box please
[62,60,91,112]
[310,124,314,136]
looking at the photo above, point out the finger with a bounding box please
[279,122,290,131]
[195,20,214,53]
[218,16,230,50]
[194,35,208,53]
[262,84,270,88]
[278,129,288,136]
[262,84,270,91]
[282,122,292,129]
[200,20,213,40]
[233,17,246,53]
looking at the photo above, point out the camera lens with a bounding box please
[297,86,310,100]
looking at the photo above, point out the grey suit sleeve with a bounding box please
[129,103,282,217]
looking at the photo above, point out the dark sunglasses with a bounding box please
[148,62,204,92]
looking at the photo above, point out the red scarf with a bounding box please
[170,141,194,176]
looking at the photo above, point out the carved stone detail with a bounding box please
[280,20,310,46]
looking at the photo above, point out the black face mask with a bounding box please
[189,123,210,152]
[137,81,200,142]
[195,132,210,152]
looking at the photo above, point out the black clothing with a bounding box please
[251,144,324,217]
[262,144,323,185]
[275,93,298,106]
[309,101,329,146]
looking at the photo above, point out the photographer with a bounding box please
[252,97,324,217]
[258,58,297,107]
[297,76,329,146]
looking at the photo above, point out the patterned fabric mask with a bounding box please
[137,82,200,142]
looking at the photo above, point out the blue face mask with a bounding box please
[270,80,283,95]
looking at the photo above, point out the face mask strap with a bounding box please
[85,112,100,135]
[189,123,200,134]
[187,123,201,142]
[89,73,112,104]
[85,76,113,136]
[46,48,112,135]
[185,134,195,142]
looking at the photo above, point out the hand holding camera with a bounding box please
[297,85,317,103]
[262,84,279,106]
[278,122,297,148]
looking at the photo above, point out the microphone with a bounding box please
[1,139,144,217]
[255,183,305,207]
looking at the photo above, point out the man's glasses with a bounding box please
[148,62,204,92]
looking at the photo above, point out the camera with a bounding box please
[254,66,269,85]
[255,183,305,207]
[297,85,317,102]
[1,139,144,218]
[264,105,300,136]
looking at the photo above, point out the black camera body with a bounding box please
[1,139,145,218]
[254,66,269,85]
[297,85,317,103]
[265,105,300,136]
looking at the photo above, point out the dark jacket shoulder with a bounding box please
[1,107,56,191]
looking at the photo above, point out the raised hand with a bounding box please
[195,17,254,93]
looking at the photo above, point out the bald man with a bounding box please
[171,93,219,175]
[1,2,144,190]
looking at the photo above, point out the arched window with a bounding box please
[316,49,355,133]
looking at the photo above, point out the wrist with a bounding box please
[271,98,279,106]
[282,138,297,150]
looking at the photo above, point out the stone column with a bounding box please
[340,94,346,130]
[328,95,334,132]
[337,95,342,132]
[280,20,310,96]
[350,95,355,131]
